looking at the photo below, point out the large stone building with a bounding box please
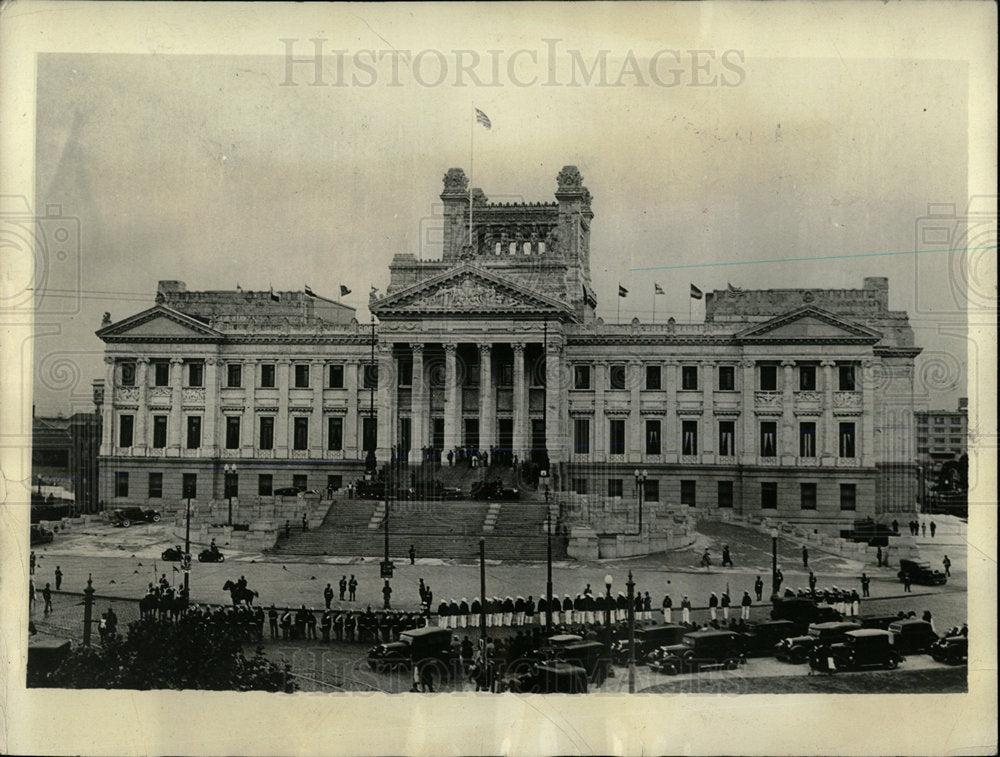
[96,166,921,531]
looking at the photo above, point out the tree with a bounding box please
[42,616,295,691]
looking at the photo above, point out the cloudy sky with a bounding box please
[27,4,987,415]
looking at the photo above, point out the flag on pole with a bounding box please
[727,282,743,293]
[618,284,629,298]
[304,285,316,297]
[654,283,664,295]
[690,284,703,300]
[475,107,492,129]
[269,287,280,302]
[340,285,352,296]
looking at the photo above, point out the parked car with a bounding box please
[273,486,305,497]
[929,634,968,665]
[897,558,947,586]
[646,630,746,675]
[472,479,520,501]
[111,507,161,527]
[887,619,938,654]
[770,595,842,630]
[30,524,54,545]
[824,629,904,671]
[542,639,611,686]
[774,621,861,664]
[507,661,589,694]
[741,620,797,657]
[610,623,688,666]
[856,613,904,631]
[367,627,461,683]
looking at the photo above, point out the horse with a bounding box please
[223,579,258,607]
[139,592,159,619]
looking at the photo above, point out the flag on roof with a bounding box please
[727,282,743,293]
[690,284,703,300]
[269,287,280,302]
[340,285,351,296]
[618,284,628,298]
[304,285,316,297]
[654,283,664,295]
[475,107,492,130]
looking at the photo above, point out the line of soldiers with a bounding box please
[436,589,659,629]
[129,603,265,643]
[269,604,429,644]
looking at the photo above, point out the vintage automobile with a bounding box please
[774,621,861,664]
[741,620,797,657]
[928,634,968,665]
[111,507,161,527]
[367,627,461,682]
[770,595,842,630]
[841,517,896,547]
[507,661,589,694]
[472,478,520,501]
[646,630,746,675]
[855,613,904,631]
[822,629,904,671]
[30,524,54,546]
[610,623,688,666]
[897,558,948,586]
[542,639,612,686]
[887,619,939,654]
[273,486,306,497]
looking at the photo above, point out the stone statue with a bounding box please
[101,312,111,327]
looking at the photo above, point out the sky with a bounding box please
[28,9,980,416]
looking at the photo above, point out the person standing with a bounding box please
[382,580,392,610]
[268,605,279,638]
[409,544,416,565]
[324,583,334,609]
[740,591,752,621]
[921,522,927,537]
[284,520,291,538]
[302,512,309,532]
[54,566,63,591]
[801,545,809,569]
[859,573,870,598]
[930,521,937,538]
[643,591,653,622]
[30,551,36,575]
[339,575,348,601]
[42,583,53,614]
[662,593,673,624]
[942,555,951,577]
[348,575,357,601]
[754,576,764,602]
[305,608,318,639]
[902,571,912,592]
[708,592,719,621]
[680,596,692,624]
[721,545,733,567]
[876,546,883,568]
[808,571,817,594]
[721,591,731,620]
[320,609,332,642]
[774,569,784,594]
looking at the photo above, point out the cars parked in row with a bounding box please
[775,621,861,664]
[646,630,746,675]
[928,634,968,665]
[809,629,904,673]
[367,627,462,686]
[770,596,842,631]
[897,558,948,586]
[30,524,54,545]
[887,619,939,654]
[111,507,161,527]
[610,624,688,666]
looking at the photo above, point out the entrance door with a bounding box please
[464,418,480,449]
[531,418,547,465]
[498,418,513,458]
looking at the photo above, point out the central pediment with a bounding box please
[371,265,573,318]
[735,307,882,343]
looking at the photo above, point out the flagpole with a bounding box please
[652,286,656,325]
[469,103,475,246]
[617,290,621,325]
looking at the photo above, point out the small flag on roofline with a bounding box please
[690,284,703,300]
[304,285,316,297]
[340,285,351,296]
[618,284,628,298]
[269,287,280,302]
[475,107,492,130]
[727,282,743,293]
[654,283,664,295]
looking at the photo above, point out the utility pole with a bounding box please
[82,574,95,646]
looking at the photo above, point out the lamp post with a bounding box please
[224,463,237,526]
[82,573,95,647]
[183,489,193,596]
[479,537,488,686]
[546,512,554,633]
[633,469,647,533]
[604,574,613,629]
[770,527,779,599]
[626,570,636,694]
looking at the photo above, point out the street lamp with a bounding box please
[604,574,613,628]
[183,484,193,596]
[223,463,238,526]
[546,512,554,633]
[770,527,779,599]
[626,570,636,694]
[633,469,648,533]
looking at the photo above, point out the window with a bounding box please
[328,417,343,451]
[759,364,777,391]
[607,479,623,498]
[718,421,735,456]
[259,417,274,450]
[950,417,962,425]
[680,480,696,507]
[464,364,480,387]
[917,446,929,454]
[148,472,163,499]
[328,364,344,388]
[718,480,733,508]
[153,361,170,386]
[573,418,590,454]
[645,365,661,390]
[225,416,241,450]
[432,418,444,450]
[260,364,276,388]
[609,419,626,455]
[717,365,735,391]
[258,474,273,496]
[293,474,308,490]
[760,421,778,457]
[761,481,778,509]
[682,420,698,455]
[152,416,168,448]
[838,364,855,391]
[226,364,242,388]
[574,365,591,390]
[187,362,204,387]
[362,416,377,452]
[396,360,412,387]
[118,414,134,447]
[363,363,378,389]
[120,362,136,386]
[840,483,857,511]
[799,365,816,390]
[224,473,239,499]
[572,478,588,495]
[799,422,817,457]
[609,364,626,390]
[645,419,661,455]
[293,417,309,450]
[186,416,201,449]
[182,473,197,499]
[327,475,342,492]
[294,364,310,388]
[800,483,817,510]
[839,422,856,458]
[681,365,698,390]
[497,364,513,387]
[115,471,129,497]
[949,437,962,444]
[644,479,660,502]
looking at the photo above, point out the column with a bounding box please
[242,359,257,453]
[276,359,290,456]
[134,358,149,452]
[512,344,526,460]
[311,359,324,454]
[628,360,642,462]
[100,357,115,456]
[740,360,755,464]
[346,359,360,460]
[409,344,426,464]
[664,361,678,460]
[376,343,395,462]
[701,360,715,461]
[479,343,494,450]
[168,358,183,454]
[204,358,219,457]
[545,341,563,463]
[780,360,796,463]
[820,359,835,461]
[443,343,460,453]
[593,361,606,462]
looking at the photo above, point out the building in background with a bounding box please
[94,167,922,531]
[915,397,968,464]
